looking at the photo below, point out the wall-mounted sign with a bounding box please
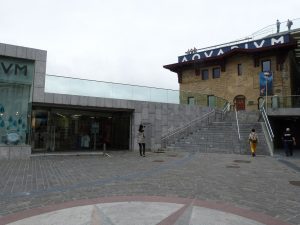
[259,71,273,96]
[178,34,290,63]
[0,56,34,85]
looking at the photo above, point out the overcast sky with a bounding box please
[1,0,300,90]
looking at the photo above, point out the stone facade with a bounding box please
[179,53,293,111]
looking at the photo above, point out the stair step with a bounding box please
[166,121,270,155]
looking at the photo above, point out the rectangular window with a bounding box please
[262,60,271,72]
[188,97,195,105]
[237,64,242,76]
[212,68,220,79]
[207,95,216,107]
[201,69,209,80]
[0,84,31,145]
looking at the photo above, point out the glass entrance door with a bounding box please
[31,110,48,152]
[32,107,131,152]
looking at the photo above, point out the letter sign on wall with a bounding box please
[0,56,34,85]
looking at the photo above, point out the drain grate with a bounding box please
[233,160,251,163]
[226,165,240,168]
[153,160,165,162]
[167,154,177,157]
[289,181,300,187]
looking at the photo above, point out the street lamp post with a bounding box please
[265,76,268,111]
[264,72,270,112]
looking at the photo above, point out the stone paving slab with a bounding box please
[1,196,294,225]
[0,150,299,225]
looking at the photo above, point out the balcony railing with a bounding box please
[264,95,300,110]
[196,18,300,53]
[45,75,228,109]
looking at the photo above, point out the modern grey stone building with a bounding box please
[0,43,217,159]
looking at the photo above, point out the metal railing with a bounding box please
[161,110,216,148]
[161,101,229,149]
[194,18,300,53]
[267,95,300,109]
[221,102,231,120]
[234,106,242,154]
[234,107,241,141]
[259,100,274,142]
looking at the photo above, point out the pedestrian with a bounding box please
[287,19,293,32]
[276,19,281,33]
[138,124,146,157]
[282,128,296,156]
[248,128,258,157]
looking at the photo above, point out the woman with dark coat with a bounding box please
[138,124,145,157]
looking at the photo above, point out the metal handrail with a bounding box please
[161,110,216,148]
[221,102,231,120]
[259,100,274,141]
[234,107,241,141]
[161,101,230,149]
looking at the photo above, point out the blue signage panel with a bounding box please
[178,34,290,63]
[259,72,273,96]
[0,56,34,85]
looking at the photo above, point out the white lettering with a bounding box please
[192,54,201,60]
[181,57,188,62]
[217,49,224,56]
[244,43,248,49]
[231,46,239,50]
[271,36,284,45]
[204,51,213,57]
[254,40,265,48]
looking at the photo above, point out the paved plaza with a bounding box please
[0,150,299,225]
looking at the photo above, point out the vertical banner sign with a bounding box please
[259,72,273,96]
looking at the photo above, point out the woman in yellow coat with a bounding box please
[249,128,258,157]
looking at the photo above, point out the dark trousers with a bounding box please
[283,141,293,156]
[139,143,145,156]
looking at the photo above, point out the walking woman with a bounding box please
[138,124,146,157]
[249,128,258,157]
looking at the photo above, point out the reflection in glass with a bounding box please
[0,84,31,145]
[45,75,227,108]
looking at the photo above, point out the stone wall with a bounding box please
[180,53,292,111]
[0,146,31,160]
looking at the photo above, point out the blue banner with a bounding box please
[259,72,273,96]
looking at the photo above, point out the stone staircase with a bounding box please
[166,111,270,155]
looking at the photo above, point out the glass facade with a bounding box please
[31,107,131,152]
[45,75,180,104]
[0,57,34,146]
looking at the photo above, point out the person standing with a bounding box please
[287,19,293,32]
[249,128,258,157]
[138,124,146,157]
[276,19,281,33]
[282,128,296,156]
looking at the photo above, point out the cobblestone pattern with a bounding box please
[0,151,299,225]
